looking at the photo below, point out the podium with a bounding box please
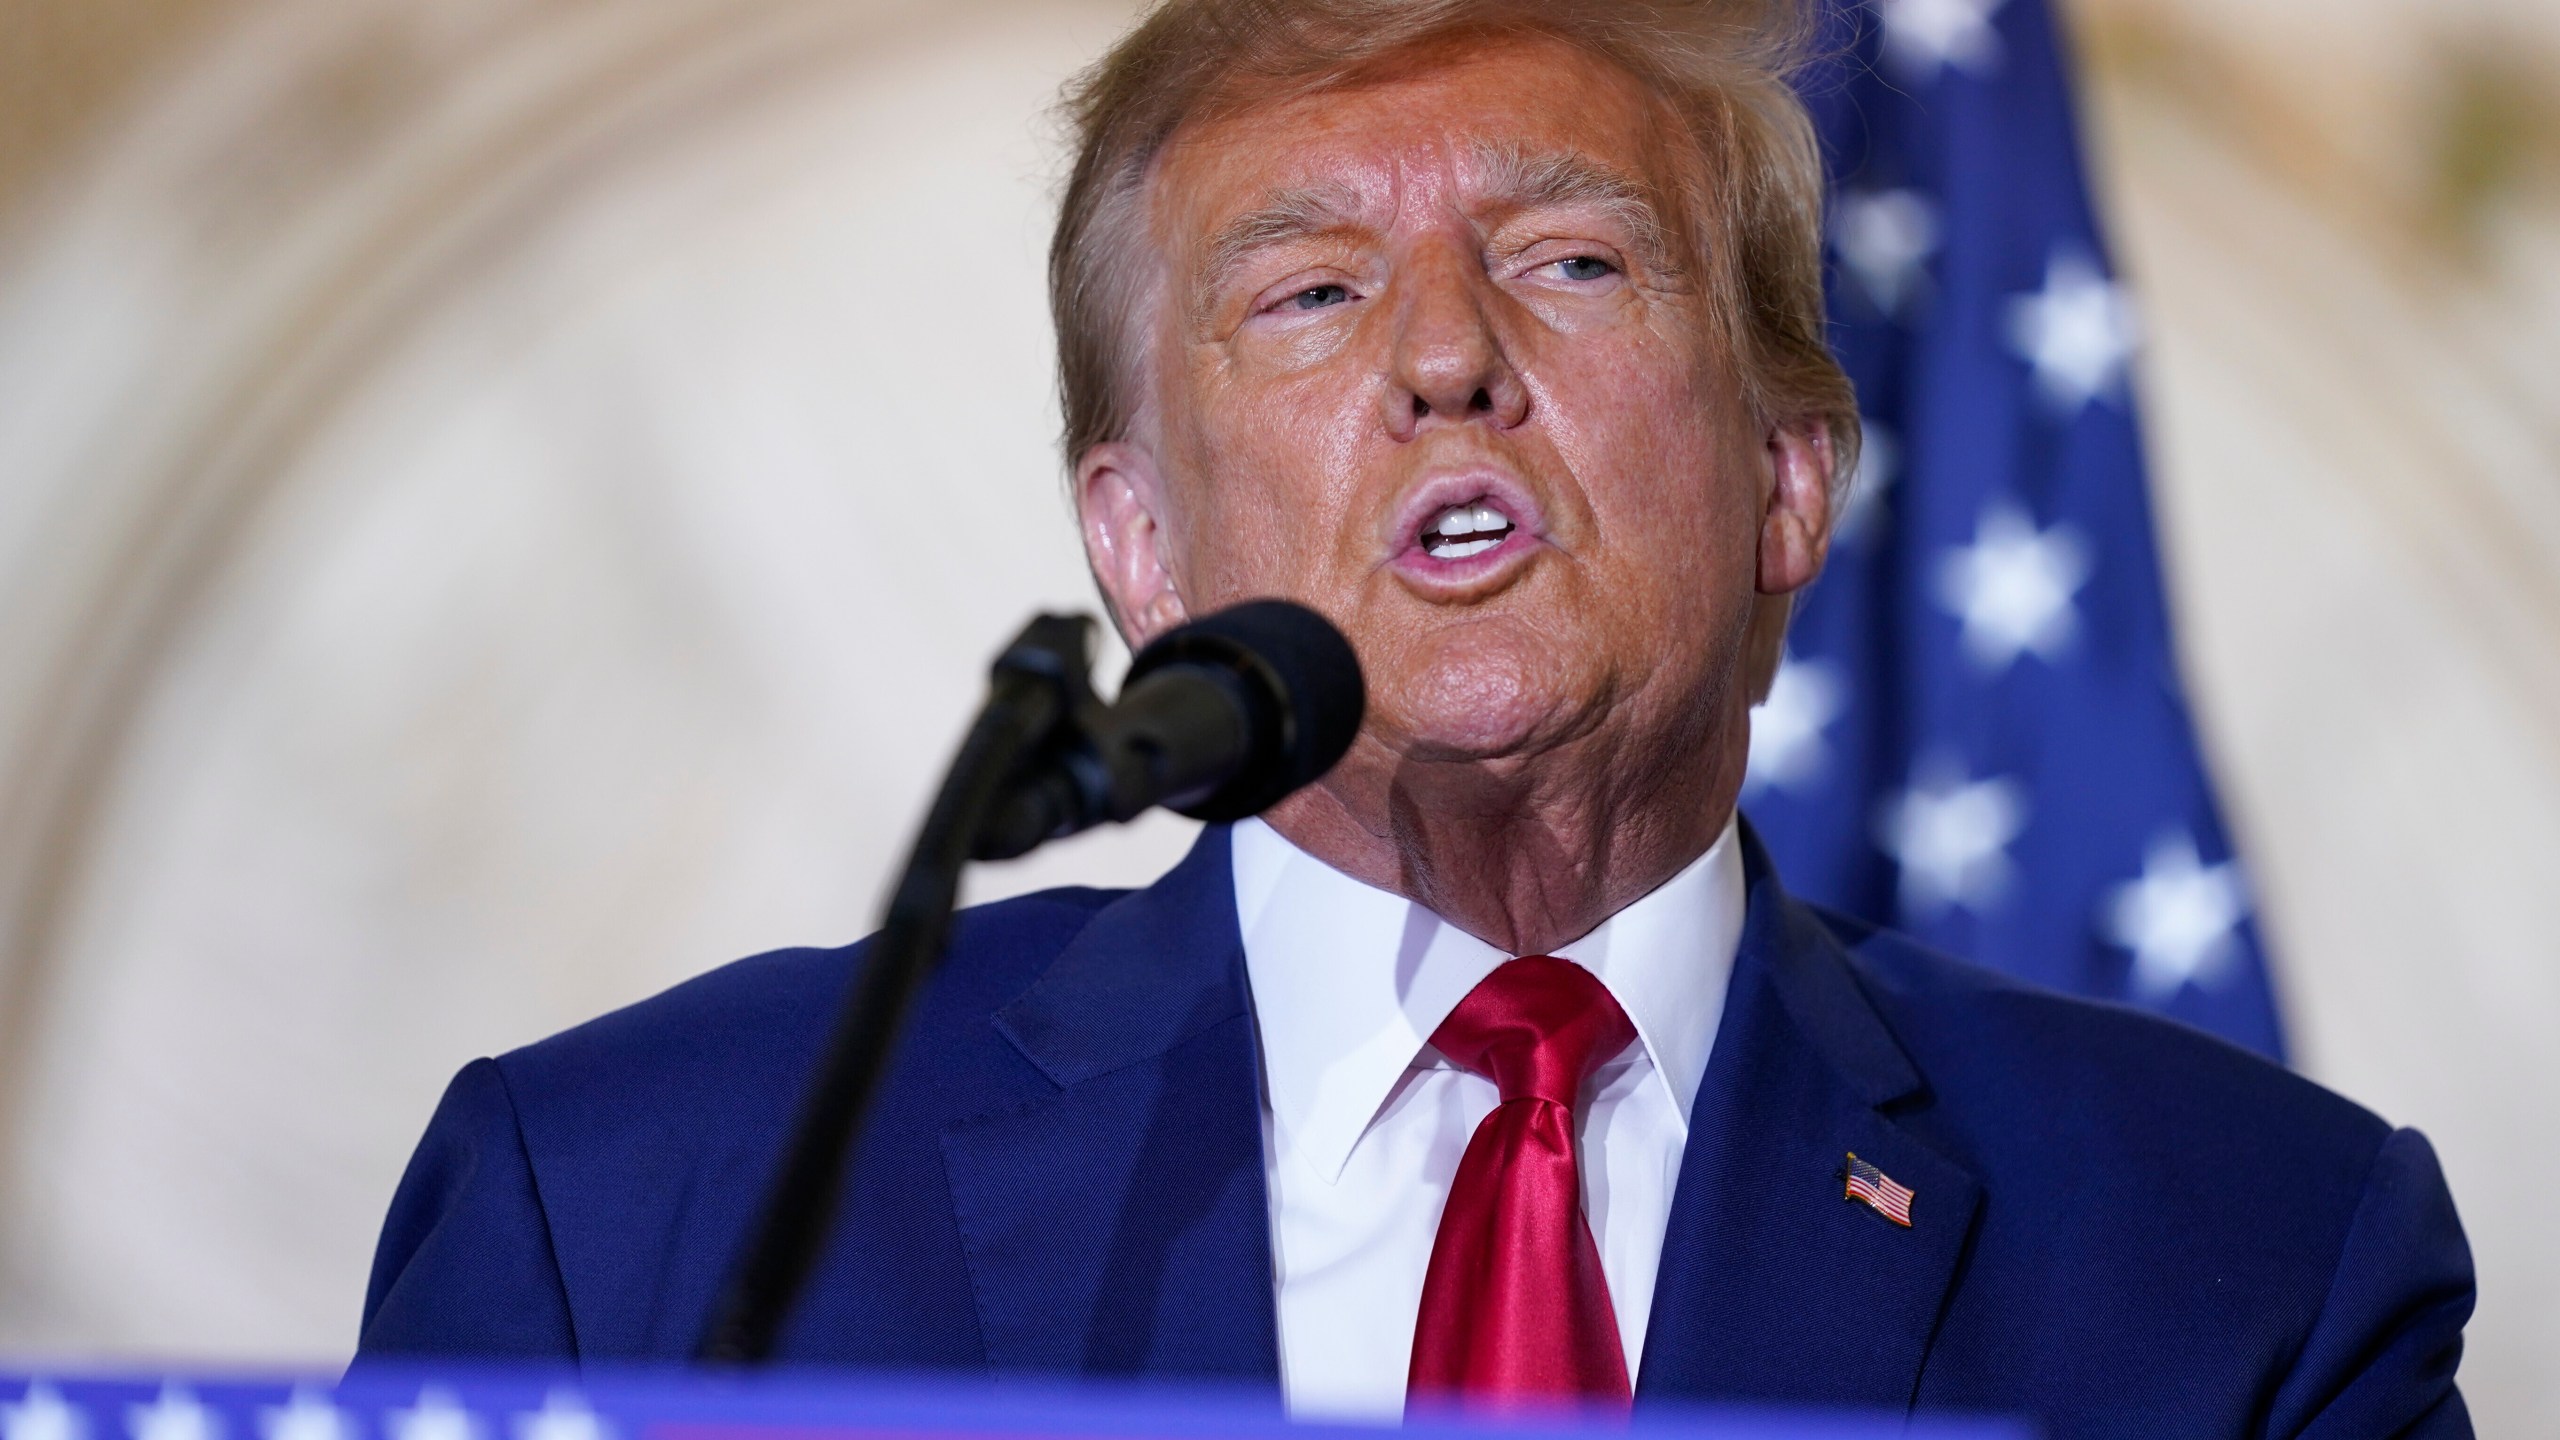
[2,1369,2028,1440]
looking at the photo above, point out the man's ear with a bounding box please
[1756,417,1835,598]
[1077,439,1190,647]
[1741,418,1835,704]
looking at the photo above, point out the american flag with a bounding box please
[1844,1154,1916,1227]
[1749,0,2287,1060]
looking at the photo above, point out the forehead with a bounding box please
[1152,36,1685,244]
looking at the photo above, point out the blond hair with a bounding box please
[1048,0,1860,493]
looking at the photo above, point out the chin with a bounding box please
[1368,620,1595,763]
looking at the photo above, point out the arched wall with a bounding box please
[0,0,1188,1350]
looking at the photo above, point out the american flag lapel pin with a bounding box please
[1843,1152,1915,1227]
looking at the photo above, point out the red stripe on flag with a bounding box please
[1844,1157,1915,1226]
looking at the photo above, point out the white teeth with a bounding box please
[1419,499,1519,560]
[1426,502,1515,539]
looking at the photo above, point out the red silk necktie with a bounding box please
[1408,955,1638,1409]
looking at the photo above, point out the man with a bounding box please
[358,1,2475,1435]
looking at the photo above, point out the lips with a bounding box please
[1387,471,1549,588]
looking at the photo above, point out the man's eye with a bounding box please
[1550,256,1617,282]
[1287,283,1353,311]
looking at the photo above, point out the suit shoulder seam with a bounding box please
[2264,1123,2402,1414]
[484,1054,586,1359]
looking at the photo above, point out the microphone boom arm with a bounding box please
[694,614,1098,1363]
[694,601,1358,1363]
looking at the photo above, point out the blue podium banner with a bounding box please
[2,1369,2029,1440]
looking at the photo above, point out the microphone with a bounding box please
[697,599,1362,1364]
[973,600,1366,860]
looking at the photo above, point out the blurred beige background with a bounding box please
[0,0,2552,1431]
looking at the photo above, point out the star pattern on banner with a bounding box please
[2104,832,2250,1001]
[511,1393,613,1440]
[1832,189,1940,316]
[259,1390,350,1440]
[388,1391,479,1440]
[129,1389,219,1440]
[1746,653,1845,795]
[1933,501,2091,673]
[1874,761,2030,918]
[1,1382,635,1440]
[1876,0,2009,77]
[2006,251,2141,414]
[1,1385,83,1440]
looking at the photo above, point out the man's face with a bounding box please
[1084,37,1823,783]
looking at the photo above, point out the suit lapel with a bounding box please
[940,826,1281,1381]
[1638,828,1982,1410]
[938,821,1979,1399]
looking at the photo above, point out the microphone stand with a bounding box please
[695,615,1100,1364]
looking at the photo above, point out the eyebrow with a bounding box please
[1190,141,1684,317]
[1465,140,1682,275]
[1194,181,1371,317]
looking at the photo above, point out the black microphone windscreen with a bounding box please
[1123,599,1364,822]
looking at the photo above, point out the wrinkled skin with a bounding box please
[1078,36,1834,954]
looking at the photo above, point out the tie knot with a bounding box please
[1429,956,1636,1108]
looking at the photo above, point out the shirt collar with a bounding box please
[1233,815,1744,1185]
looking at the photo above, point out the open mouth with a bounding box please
[1418,501,1518,561]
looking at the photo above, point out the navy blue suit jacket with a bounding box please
[360,826,2473,1437]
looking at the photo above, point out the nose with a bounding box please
[1382,248,1530,440]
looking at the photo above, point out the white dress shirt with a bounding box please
[1232,815,1746,1420]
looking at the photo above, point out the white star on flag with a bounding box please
[1934,501,2090,673]
[1,1384,84,1440]
[2006,251,2141,413]
[258,1390,349,1440]
[2104,831,2249,1001]
[1875,761,2029,918]
[1832,189,1940,316]
[1745,653,1845,796]
[1836,419,1900,546]
[1877,0,2008,77]
[511,1393,611,1440]
[128,1388,219,1440]
[387,1390,478,1440]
